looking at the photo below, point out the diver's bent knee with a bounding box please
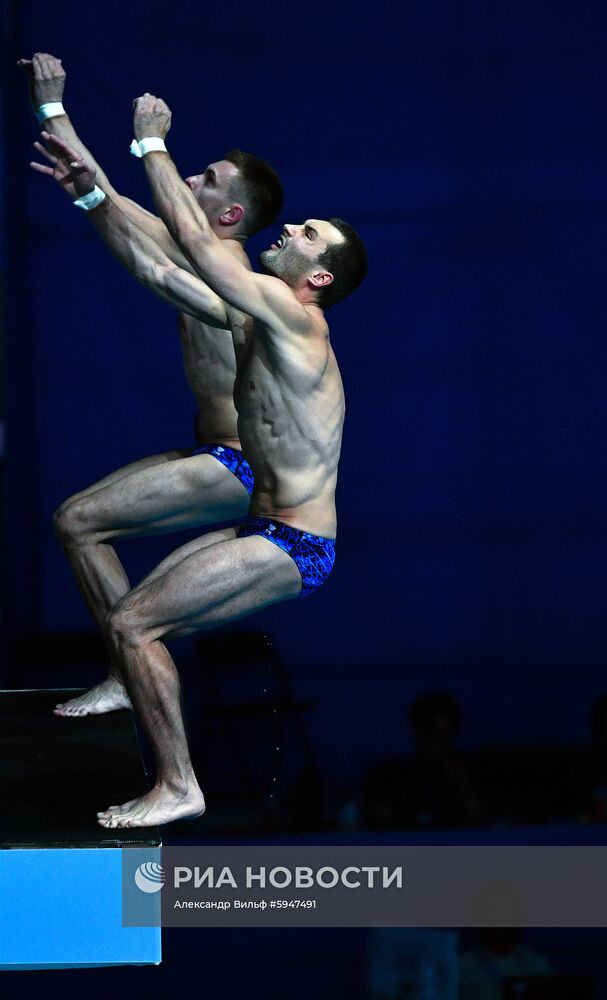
[53,498,78,543]
[53,496,98,545]
[106,600,146,649]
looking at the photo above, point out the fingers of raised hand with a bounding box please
[33,140,57,165]
[134,93,159,109]
[30,161,54,176]
[40,130,76,159]
[33,51,65,80]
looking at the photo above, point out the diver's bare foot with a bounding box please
[54,676,132,717]
[97,782,205,828]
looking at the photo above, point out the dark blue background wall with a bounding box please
[3,0,607,781]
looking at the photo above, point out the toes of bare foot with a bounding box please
[52,680,132,718]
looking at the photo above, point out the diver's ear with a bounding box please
[308,270,334,289]
[219,204,244,226]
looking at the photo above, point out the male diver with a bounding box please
[19,52,283,718]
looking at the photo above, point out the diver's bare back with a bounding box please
[179,313,240,446]
[236,310,344,538]
[179,241,252,447]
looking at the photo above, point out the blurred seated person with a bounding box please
[362,691,489,829]
[459,928,553,1000]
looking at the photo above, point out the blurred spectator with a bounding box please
[459,928,553,1000]
[362,692,489,829]
[368,928,458,999]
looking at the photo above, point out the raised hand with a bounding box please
[17,52,66,113]
[132,93,172,141]
[30,131,96,200]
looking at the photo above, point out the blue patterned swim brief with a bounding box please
[237,515,336,598]
[191,443,255,496]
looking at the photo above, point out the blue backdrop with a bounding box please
[3,0,607,780]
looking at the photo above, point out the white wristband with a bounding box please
[130,137,167,158]
[73,186,106,211]
[36,102,65,123]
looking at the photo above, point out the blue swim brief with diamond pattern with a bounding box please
[237,515,336,598]
[191,443,255,496]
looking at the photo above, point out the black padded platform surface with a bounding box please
[0,689,160,848]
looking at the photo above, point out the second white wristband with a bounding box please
[36,102,66,123]
[73,186,106,211]
[130,137,167,158]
